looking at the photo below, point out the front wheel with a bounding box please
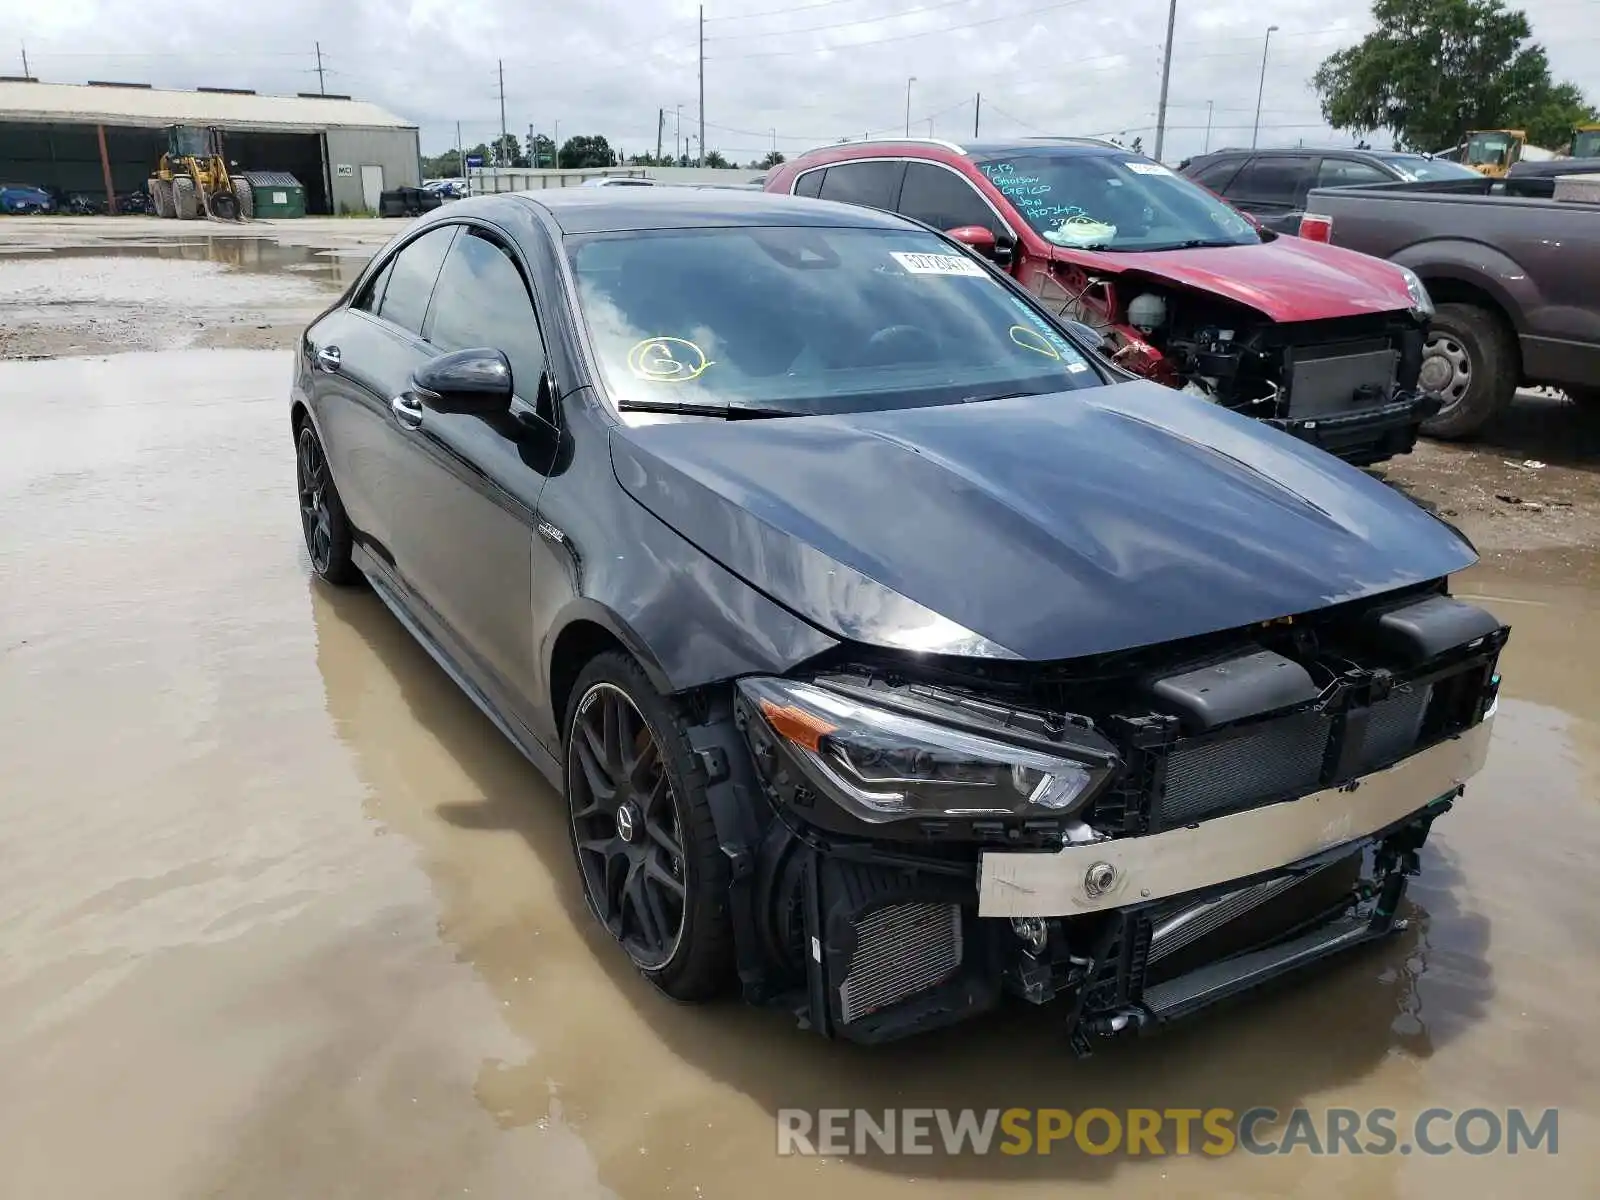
[1418,302,1517,440]
[565,653,733,1000]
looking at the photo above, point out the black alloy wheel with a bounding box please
[295,424,357,585]
[568,681,688,971]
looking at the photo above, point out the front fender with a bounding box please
[1390,239,1534,332]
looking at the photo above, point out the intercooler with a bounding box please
[1158,684,1433,827]
[838,902,964,1024]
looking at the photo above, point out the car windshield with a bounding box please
[566,225,1104,419]
[974,152,1261,251]
[1373,154,1479,182]
[1571,130,1600,158]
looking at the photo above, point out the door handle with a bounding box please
[315,345,342,372]
[390,392,424,429]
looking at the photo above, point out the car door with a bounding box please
[307,226,456,563]
[385,222,557,732]
[1219,154,1317,233]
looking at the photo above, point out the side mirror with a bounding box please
[1065,320,1114,355]
[946,224,998,258]
[413,347,514,415]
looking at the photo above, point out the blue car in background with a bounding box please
[1,183,55,214]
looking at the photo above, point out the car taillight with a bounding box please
[1299,213,1333,242]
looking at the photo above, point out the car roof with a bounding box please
[790,135,1125,165]
[507,187,917,234]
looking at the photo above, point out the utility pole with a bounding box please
[697,5,706,167]
[496,59,508,166]
[21,42,31,78]
[1152,0,1177,162]
[675,103,683,164]
[974,93,981,139]
[314,41,327,95]
[554,120,560,166]
[1252,25,1278,149]
[456,120,464,188]
[528,124,535,169]
[904,76,916,137]
[657,108,665,164]
[1203,100,1213,153]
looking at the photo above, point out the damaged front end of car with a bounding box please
[694,585,1506,1051]
[1041,267,1441,466]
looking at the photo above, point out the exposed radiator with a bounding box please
[1159,686,1436,826]
[838,902,963,1024]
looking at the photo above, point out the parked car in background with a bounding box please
[291,188,1506,1048]
[1178,147,1481,234]
[422,178,469,200]
[1299,176,1600,437]
[580,175,655,187]
[1,182,55,214]
[766,137,1439,465]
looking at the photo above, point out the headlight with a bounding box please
[1398,266,1434,317]
[738,677,1114,825]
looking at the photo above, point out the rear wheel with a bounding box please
[565,654,733,1000]
[1418,302,1516,440]
[295,424,358,585]
[151,178,174,218]
[172,176,198,221]
[231,177,254,220]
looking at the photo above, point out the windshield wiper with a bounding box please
[1171,238,1247,249]
[617,398,794,420]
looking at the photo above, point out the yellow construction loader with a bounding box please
[147,126,252,221]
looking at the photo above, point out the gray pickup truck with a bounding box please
[1301,177,1600,437]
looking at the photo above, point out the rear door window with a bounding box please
[1228,156,1317,206]
[816,161,906,212]
[896,162,999,233]
[375,225,457,335]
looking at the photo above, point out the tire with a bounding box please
[146,178,164,218]
[1418,302,1517,440]
[565,652,733,1001]
[231,177,254,221]
[151,178,174,218]
[172,176,199,221]
[295,423,359,586]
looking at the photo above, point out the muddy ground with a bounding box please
[2,219,1597,1198]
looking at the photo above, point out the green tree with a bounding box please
[559,135,616,168]
[1313,0,1595,152]
[760,149,786,169]
[529,134,556,168]
[703,148,731,168]
[421,149,463,177]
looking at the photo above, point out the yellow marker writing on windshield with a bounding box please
[1009,325,1061,359]
[627,336,715,382]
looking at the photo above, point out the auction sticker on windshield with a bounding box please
[891,251,987,277]
[1123,161,1174,175]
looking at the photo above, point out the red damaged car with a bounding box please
[765,138,1439,465]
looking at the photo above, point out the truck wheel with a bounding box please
[1418,303,1516,440]
[172,177,199,221]
[231,177,254,221]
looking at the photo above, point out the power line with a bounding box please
[707,0,1093,59]
[707,0,870,21]
[706,0,979,41]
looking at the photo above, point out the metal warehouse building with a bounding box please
[0,79,419,215]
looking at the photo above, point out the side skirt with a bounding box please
[353,544,563,790]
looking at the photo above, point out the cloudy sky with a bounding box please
[5,0,1598,164]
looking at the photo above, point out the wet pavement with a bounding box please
[2,234,1599,1198]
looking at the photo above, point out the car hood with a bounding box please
[1052,237,1416,323]
[610,382,1476,662]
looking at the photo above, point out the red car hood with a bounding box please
[1052,236,1415,323]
